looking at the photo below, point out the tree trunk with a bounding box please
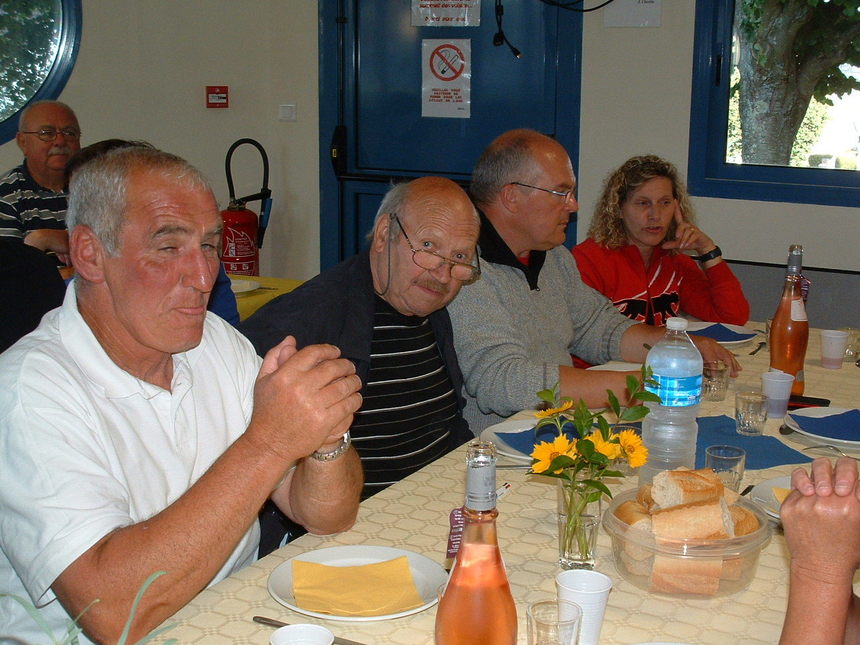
[735,0,813,165]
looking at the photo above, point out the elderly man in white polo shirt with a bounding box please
[0,147,363,644]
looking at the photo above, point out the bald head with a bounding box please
[369,176,480,317]
[470,129,569,208]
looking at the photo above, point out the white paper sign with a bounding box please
[412,0,481,27]
[603,0,661,28]
[421,39,471,119]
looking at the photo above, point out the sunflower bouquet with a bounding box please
[529,366,657,568]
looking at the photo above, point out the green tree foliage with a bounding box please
[0,0,61,120]
[734,0,860,165]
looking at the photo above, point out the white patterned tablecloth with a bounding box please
[155,324,859,644]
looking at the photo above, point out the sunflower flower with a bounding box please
[534,399,574,418]
[617,427,648,468]
[586,430,622,460]
[531,434,575,474]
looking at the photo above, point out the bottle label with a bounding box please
[790,299,808,322]
[647,374,702,407]
[445,507,465,563]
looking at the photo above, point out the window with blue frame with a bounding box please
[688,0,860,208]
[0,0,82,145]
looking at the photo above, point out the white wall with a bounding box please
[0,0,321,280]
[2,1,856,278]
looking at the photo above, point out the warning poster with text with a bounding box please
[421,39,471,119]
[411,0,481,27]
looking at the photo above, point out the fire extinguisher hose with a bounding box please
[224,138,272,248]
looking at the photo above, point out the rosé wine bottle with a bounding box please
[435,440,516,645]
[769,245,809,396]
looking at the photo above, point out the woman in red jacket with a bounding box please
[573,155,749,328]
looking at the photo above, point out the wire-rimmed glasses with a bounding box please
[390,213,481,284]
[509,181,575,203]
[19,127,81,142]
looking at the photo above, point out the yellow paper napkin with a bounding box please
[292,555,425,616]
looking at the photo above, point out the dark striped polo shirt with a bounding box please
[0,163,68,239]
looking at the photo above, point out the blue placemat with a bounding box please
[694,415,811,469]
[787,409,860,443]
[688,323,755,342]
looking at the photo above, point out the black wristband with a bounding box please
[692,246,722,262]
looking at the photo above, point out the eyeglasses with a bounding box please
[510,181,575,203]
[390,213,481,284]
[19,127,81,142]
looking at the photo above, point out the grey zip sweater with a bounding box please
[448,213,637,433]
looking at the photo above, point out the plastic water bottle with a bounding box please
[638,317,703,485]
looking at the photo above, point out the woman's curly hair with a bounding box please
[588,155,696,249]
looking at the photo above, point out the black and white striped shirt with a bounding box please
[352,299,461,498]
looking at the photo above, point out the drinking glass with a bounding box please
[702,360,729,401]
[704,445,746,491]
[527,599,582,645]
[735,390,768,436]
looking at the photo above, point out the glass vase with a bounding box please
[557,476,602,570]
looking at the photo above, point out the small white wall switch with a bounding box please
[278,104,297,121]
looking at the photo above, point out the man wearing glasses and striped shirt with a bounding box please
[240,176,480,555]
[0,100,81,263]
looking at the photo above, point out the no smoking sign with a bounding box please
[430,44,465,82]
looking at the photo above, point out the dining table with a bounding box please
[153,322,859,645]
[227,274,303,320]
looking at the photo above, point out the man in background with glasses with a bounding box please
[0,100,81,263]
[240,176,479,555]
[448,128,740,433]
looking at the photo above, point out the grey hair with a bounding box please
[365,181,413,243]
[469,129,546,207]
[18,100,78,130]
[67,146,214,255]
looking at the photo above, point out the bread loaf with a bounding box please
[614,500,654,562]
[651,498,733,540]
[730,504,759,536]
[651,468,725,508]
[650,554,722,595]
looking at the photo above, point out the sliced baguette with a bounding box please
[651,468,725,508]
[651,498,733,540]
[614,500,654,561]
[650,554,722,595]
[730,504,759,536]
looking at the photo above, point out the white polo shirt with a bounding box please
[0,285,262,644]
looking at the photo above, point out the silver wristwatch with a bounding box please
[310,431,351,462]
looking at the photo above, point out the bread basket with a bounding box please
[602,488,772,597]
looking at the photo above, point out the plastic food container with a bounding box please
[602,489,772,597]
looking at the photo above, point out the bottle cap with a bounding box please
[666,317,688,331]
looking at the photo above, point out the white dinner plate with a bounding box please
[480,418,539,463]
[585,361,642,372]
[685,321,757,346]
[629,642,694,645]
[267,545,447,622]
[749,475,790,520]
[783,407,860,449]
[230,278,261,294]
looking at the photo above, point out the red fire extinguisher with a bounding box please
[220,138,272,276]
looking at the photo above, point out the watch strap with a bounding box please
[692,245,722,262]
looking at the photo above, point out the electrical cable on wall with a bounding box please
[538,0,617,12]
[494,0,522,59]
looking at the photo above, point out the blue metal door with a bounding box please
[319,1,582,268]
